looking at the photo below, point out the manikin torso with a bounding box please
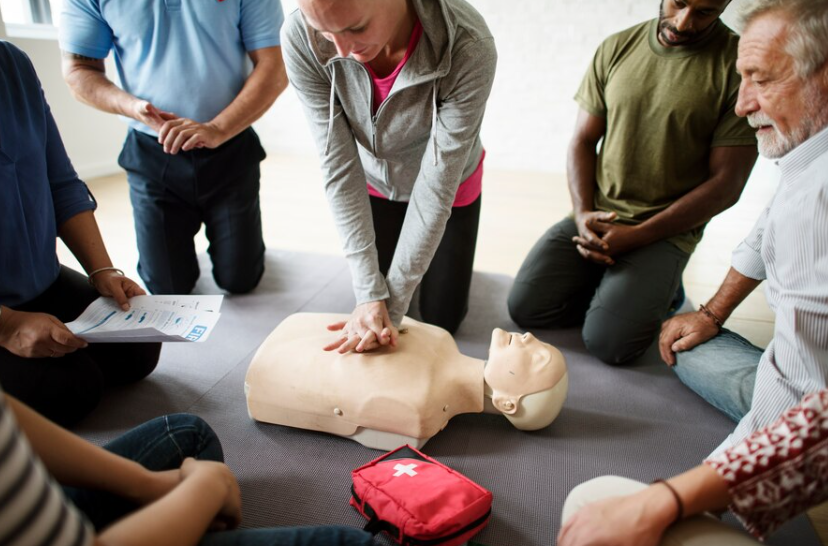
[245,313,567,450]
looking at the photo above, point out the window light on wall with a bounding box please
[0,0,59,26]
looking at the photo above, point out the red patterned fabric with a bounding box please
[704,389,828,539]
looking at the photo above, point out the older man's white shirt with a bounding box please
[713,125,828,456]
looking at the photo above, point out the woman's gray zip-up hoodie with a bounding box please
[281,0,497,326]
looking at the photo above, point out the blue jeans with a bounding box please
[65,414,372,546]
[672,328,764,422]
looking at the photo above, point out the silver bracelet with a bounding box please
[87,266,125,286]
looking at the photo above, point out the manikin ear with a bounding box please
[491,394,519,415]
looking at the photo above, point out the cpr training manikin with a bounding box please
[245,313,568,450]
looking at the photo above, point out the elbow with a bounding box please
[61,65,88,103]
[710,182,745,216]
[273,67,290,100]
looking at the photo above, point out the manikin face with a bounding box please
[298,0,409,63]
[657,0,730,47]
[484,329,566,416]
[735,13,828,159]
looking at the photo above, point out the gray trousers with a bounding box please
[508,217,690,365]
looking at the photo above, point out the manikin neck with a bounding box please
[444,353,489,415]
[481,361,501,415]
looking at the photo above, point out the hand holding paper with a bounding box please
[67,295,223,343]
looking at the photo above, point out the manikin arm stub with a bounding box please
[484,329,568,430]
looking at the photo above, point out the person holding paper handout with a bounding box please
[0,41,160,427]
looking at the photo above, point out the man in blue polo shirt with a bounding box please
[0,41,160,426]
[59,0,287,295]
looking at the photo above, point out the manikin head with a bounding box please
[297,0,412,63]
[735,0,828,159]
[484,329,568,431]
[656,0,732,47]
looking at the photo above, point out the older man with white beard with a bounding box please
[556,5,828,545]
[658,0,828,448]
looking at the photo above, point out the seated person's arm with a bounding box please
[558,389,828,546]
[0,306,86,358]
[59,210,145,309]
[8,395,241,546]
[659,266,761,365]
[558,465,729,546]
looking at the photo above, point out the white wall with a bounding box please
[260,0,753,174]
[3,0,772,179]
[0,6,126,180]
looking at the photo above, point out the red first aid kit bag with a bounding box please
[350,445,493,546]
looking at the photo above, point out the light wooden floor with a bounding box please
[62,154,828,542]
[60,153,776,348]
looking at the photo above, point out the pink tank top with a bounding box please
[365,20,483,208]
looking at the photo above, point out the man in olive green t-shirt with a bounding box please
[508,0,757,365]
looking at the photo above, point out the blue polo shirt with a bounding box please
[0,41,97,307]
[59,0,284,135]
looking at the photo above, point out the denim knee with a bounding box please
[142,270,198,297]
[164,414,225,463]
[212,264,264,294]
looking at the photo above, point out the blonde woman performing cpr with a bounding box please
[282,0,497,352]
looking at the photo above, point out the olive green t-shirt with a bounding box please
[575,19,756,254]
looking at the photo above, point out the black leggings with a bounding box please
[0,267,160,426]
[370,194,481,334]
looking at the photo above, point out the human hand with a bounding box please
[573,211,616,265]
[659,311,720,366]
[180,458,242,531]
[0,308,87,358]
[589,222,643,257]
[131,99,177,133]
[557,486,675,546]
[574,211,615,251]
[157,118,228,155]
[324,301,399,353]
[90,271,146,311]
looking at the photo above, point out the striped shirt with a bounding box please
[712,124,828,456]
[0,390,93,546]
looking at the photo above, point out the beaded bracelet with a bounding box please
[652,479,684,526]
[699,303,724,329]
[87,266,125,286]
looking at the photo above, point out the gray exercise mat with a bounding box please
[74,250,820,546]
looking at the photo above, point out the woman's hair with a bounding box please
[737,0,828,79]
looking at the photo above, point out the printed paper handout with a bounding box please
[66,295,223,343]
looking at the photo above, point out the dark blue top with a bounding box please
[0,40,96,307]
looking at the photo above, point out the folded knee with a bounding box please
[214,266,263,294]
[164,413,224,462]
[582,325,650,366]
[507,285,568,329]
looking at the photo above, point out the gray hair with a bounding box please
[737,0,828,79]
